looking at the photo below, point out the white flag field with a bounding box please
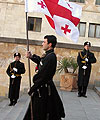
[25,0,82,43]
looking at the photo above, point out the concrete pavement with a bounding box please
[0,88,100,120]
[59,88,100,120]
[0,94,29,120]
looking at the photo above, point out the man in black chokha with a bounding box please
[24,35,65,120]
[6,53,25,106]
[77,42,96,98]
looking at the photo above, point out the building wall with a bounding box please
[0,38,99,96]
[0,0,100,46]
[0,0,100,96]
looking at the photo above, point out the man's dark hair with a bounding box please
[44,35,57,48]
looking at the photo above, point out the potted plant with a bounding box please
[57,57,78,91]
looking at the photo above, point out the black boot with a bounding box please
[82,95,87,98]
[13,100,17,106]
[9,100,13,106]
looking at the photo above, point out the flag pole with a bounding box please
[26,12,33,120]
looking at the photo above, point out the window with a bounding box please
[88,23,100,38]
[28,17,42,32]
[69,0,85,3]
[95,0,100,5]
[78,22,86,37]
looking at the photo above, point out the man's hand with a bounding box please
[82,65,87,70]
[11,75,16,78]
[26,51,32,59]
[13,68,18,72]
[85,58,88,62]
[28,89,34,96]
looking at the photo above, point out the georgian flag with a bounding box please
[25,0,82,42]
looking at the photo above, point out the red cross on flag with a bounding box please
[25,0,82,42]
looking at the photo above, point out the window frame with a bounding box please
[28,17,42,32]
[88,23,100,38]
[78,22,86,37]
[95,0,100,5]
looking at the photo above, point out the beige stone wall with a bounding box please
[0,42,99,96]
[0,0,100,46]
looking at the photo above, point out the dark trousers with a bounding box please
[78,86,87,95]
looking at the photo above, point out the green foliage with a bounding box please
[69,57,78,73]
[57,57,78,73]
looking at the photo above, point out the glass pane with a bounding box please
[96,25,100,38]
[88,24,95,37]
[69,0,76,2]
[28,17,34,31]
[69,0,84,3]
[76,0,84,3]
[35,18,42,32]
[79,23,86,37]
[76,0,81,2]
[28,17,42,32]
[96,0,100,5]
[30,23,33,31]
[80,0,85,3]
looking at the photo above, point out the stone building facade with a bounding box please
[0,0,100,96]
[0,0,100,45]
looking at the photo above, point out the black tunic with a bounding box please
[24,49,65,120]
[77,49,96,87]
[6,61,25,100]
